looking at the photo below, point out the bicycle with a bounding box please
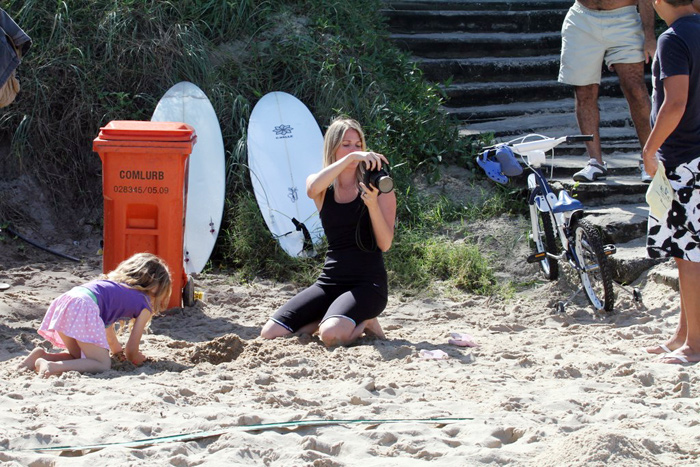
[478,134,617,313]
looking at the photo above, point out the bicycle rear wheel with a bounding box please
[529,204,558,280]
[572,218,614,311]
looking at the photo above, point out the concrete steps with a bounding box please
[384,0,574,12]
[417,55,561,82]
[385,9,567,34]
[391,31,562,58]
[383,0,667,288]
[442,75,642,107]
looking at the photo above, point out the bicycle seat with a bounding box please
[553,190,583,213]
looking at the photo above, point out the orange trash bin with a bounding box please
[93,121,197,309]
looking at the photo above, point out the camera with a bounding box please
[363,166,394,194]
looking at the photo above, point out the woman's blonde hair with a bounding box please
[323,117,366,187]
[106,253,172,314]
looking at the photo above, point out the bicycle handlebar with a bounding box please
[566,135,594,143]
[509,135,593,154]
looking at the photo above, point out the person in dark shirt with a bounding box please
[261,117,397,346]
[643,0,700,363]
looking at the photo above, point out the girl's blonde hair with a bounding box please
[323,117,366,187]
[106,253,172,314]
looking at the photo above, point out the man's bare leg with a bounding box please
[574,84,603,164]
[614,62,652,148]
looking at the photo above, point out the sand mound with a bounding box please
[535,429,666,466]
[190,333,246,365]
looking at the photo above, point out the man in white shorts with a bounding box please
[558,0,656,182]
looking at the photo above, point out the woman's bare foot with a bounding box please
[645,342,681,355]
[658,346,700,364]
[35,358,61,378]
[18,348,47,371]
[364,318,386,339]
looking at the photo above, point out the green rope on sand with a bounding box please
[16,417,472,454]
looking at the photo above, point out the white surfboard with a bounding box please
[151,81,225,274]
[247,92,324,257]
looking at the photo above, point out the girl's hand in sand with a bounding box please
[111,350,127,362]
[129,351,147,366]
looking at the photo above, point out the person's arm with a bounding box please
[306,151,388,207]
[105,324,123,355]
[642,74,689,176]
[638,0,657,63]
[124,309,153,365]
[693,0,700,14]
[360,183,397,252]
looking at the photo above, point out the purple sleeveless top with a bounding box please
[80,280,152,326]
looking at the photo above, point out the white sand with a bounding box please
[0,211,697,466]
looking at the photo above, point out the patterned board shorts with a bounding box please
[647,157,700,262]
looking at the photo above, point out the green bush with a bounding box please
[0,0,509,295]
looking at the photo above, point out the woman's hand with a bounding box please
[351,151,388,171]
[359,182,379,208]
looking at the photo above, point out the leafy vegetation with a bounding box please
[0,0,516,295]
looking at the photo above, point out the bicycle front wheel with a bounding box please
[530,204,558,280]
[572,218,614,312]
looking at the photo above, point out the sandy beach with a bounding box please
[0,203,697,466]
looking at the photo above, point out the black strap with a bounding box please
[291,217,313,253]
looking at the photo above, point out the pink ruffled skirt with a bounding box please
[38,288,109,350]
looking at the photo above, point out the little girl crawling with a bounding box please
[19,253,171,377]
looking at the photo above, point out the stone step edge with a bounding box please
[443,75,651,92]
[390,31,560,41]
[382,0,573,12]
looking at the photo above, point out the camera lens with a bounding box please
[368,169,393,193]
[374,174,393,193]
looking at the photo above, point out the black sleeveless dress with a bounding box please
[269,185,388,332]
[317,185,387,292]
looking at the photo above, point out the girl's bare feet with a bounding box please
[18,348,47,371]
[35,358,60,378]
[364,318,386,339]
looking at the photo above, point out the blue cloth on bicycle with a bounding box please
[476,151,508,184]
[495,145,523,176]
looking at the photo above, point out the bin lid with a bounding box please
[97,121,196,142]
